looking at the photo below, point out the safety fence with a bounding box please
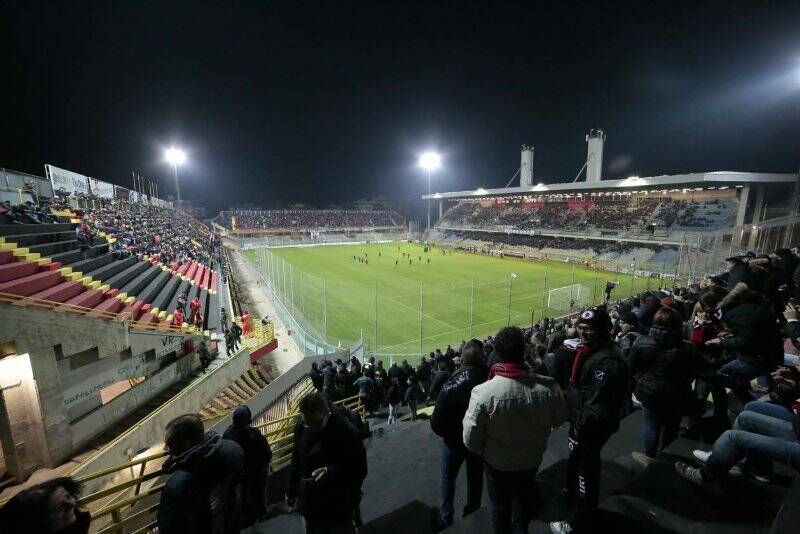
[0,291,195,336]
[246,245,675,361]
[0,378,364,534]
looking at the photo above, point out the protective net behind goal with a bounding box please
[547,284,590,311]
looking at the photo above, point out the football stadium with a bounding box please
[244,243,657,359]
[2,3,800,534]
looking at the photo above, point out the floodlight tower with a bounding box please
[419,151,442,230]
[585,129,606,182]
[165,147,187,203]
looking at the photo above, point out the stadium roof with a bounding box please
[422,171,798,200]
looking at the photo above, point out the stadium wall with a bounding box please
[67,347,253,496]
[0,304,203,479]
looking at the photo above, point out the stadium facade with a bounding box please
[423,131,800,281]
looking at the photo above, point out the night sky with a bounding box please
[3,1,800,215]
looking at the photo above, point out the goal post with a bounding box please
[547,284,590,311]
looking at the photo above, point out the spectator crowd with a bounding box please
[221,209,403,231]
[446,230,654,256]
[79,198,220,267]
[4,245,800,534]
[442,195,735,234]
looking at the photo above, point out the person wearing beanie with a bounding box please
[615,310,642,418]
[464,327,566,534]
[223,405,272,526]
[551,308,629,534]
[636,295,662,332]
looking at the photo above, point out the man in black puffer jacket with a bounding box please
[288,392,367,533]
[223,405,272,526]
[159,415,245,534]
[710,282,783,407]
[629,307,703,461]
[430,341,488,529]
[551,308,628,534]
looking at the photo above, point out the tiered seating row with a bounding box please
[0,226,220,334]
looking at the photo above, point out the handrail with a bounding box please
[0,291,193,335]
[0,377,364,534]
[74,451,169,484]
[93,392,363,533]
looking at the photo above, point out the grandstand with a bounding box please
[218,208,406,236]
[426,171,800,279]
[1,159,799,534]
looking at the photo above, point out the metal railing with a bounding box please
[0,291,197,335]
[0,380,364,534]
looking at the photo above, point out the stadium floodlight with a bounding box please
[419,151,441,171]
[419,151,442,231]
[164,147,187,203]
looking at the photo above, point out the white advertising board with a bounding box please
[88,178,115,198]
[46,164,89,195]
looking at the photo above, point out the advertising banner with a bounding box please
[46,164,89,195]
[88,178,115,199]
[114,186,130,200]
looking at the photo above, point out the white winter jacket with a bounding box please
[462,373,567,471]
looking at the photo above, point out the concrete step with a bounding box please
[120,264,161,297]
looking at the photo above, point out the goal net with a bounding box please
[547,284,590,311]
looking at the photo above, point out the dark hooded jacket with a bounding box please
[565,343,628,439]
[430,364,488,448]
[726,261,750,290]
[629,325,702,412]
[288,411,367,525]
[310,365,323,391]
[636,298,661,331]
[718,282,782,367]
[428,369,451,401]
[158,431,245,534]
[321,364,336,396]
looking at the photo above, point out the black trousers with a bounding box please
[566,426,609,530]
[484,462,539,534]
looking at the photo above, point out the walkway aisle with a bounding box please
[228,244,305,374]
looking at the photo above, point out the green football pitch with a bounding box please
[245,243,658,359]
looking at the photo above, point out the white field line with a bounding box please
[388,295,460,331]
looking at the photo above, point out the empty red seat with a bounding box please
[193,265,205,286]
[120,300,145,321]
[64,289,104,309]
[91,297,124,314]
[0,250,13,265]
[0,270,63,296]
[39,262,64,272]
[185,261,198,279]
[103,288,119,299]
[138,311,159,324]
[200,267,210,289]
[0,260,38,283]
[30,280,85,303]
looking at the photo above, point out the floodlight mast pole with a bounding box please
[426,168,431,231]
[173,162,181,203]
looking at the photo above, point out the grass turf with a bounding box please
[246,243,659,359]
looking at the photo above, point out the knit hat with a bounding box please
[618,311,638,326]
[576,308,612,332]
[232,405,252,426]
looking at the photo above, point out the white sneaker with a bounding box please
[631,451,654,467]
[692,450,712,463]
[550,521,573,534]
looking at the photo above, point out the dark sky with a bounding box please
[3,1,800,215]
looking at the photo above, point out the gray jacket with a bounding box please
[463,373,566,471]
